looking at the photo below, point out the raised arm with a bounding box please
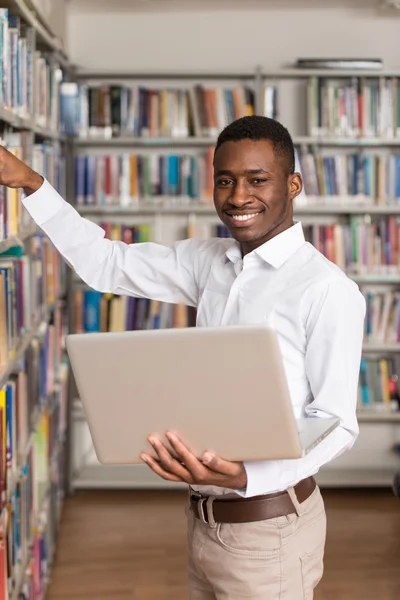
[0,147,200,306]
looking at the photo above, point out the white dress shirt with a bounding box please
[22,179,366,498]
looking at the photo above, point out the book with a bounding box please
[307,75,400,138]
[74,150,214,206]
[61,83,256,139]
[302,216,400,274]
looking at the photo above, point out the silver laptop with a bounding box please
[66,325,339,465]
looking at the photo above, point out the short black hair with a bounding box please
[214,115,295,176]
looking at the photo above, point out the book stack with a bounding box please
[364,290,400,343]
[303,216,400,273]
[61,82,256,139]
[358,356,400,412]
[0,235,66,370]
[32,143,67,200]
[0,9,63,130]
[74,290,196,333]
[0,314,68,599]
[75,150,214,206]
[307,76,400,138]
[297,148,400,205]
[0,132,67,242]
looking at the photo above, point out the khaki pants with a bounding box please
[187,485,326,599]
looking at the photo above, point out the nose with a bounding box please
[228,179,253,207]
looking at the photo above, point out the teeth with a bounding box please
[231,213,258,222]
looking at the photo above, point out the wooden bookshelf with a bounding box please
[67,66,400,492]
[0,0,73,596]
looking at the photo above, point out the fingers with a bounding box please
[140,453,184,482]
[165,432,242,481]
[201,451,243,477]
[144,437,193,483]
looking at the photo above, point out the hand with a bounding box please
[0,145,43,194]
[140,432,247,490]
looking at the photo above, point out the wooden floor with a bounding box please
[47,489,400,600]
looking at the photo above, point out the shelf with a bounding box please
[263,68,398,79]
[352,274,400,284]
[0,223,38,254]
[72,463,397,490]
[75,134,400,148]
[362,343,400,353]
[75,136,216,148]
[293,136,400,146]
[0,305,56,389]
[0,106,66,140]
[357,411,400,423]
[6,389,60,503]
[72,463,187,491]
[75,70,254,81]
[315,468,396,488]
[77,203,216,215]
[10,483,51,600]
[74,68,400,82]
[76,202,400,216]
[2,0,68,61]
[294,204,400,214]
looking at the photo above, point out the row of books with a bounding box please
[0,132,66,241]
[61,82,256,139]
[74,290,196,333]
[80,217,400,276]
[297,149,400,205]
[0,9,62,131]
[0,236,66,369]
[303,217,400,273]
[74,147,400,208]
[75,151,214,205]
[0,319,68,599]
[365,291,400,344]
[308,76,400,139]
[358,356,400,412]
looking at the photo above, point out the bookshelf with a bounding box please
[0,0,73,598]
[66,65,400,491]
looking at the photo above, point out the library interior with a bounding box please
[0,0,400,598]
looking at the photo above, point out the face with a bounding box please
[213,139,303,255]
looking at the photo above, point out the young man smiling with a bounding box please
[0,116,365,599]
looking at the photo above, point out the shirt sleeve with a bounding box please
[22,178,201,306]
[240,276,366,498]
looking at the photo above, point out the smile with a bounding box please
[226,212,262,225]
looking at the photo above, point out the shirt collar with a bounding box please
[225,222,306,269]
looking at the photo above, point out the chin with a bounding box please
[229,228,263,243]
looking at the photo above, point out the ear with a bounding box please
[288,172,303,201]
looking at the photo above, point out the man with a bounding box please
[0,116,365,599]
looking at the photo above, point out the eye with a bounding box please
[217,179,234,186]
[250,178,267,185]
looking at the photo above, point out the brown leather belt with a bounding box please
[190,476,316,524]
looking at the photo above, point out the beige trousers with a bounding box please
[187,485,326,600]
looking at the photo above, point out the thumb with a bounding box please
[202,452,242,476]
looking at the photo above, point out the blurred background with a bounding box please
[0,0,399,598]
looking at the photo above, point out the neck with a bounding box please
[240,219,294,257]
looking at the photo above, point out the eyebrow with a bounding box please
[215,168,270,177]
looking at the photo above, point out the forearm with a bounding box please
[239,425,355,498]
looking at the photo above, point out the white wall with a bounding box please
[67,0,400,72]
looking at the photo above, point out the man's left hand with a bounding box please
[140,433,247,490]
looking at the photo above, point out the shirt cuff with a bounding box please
[236,460,284,498]
[22,178,66,226]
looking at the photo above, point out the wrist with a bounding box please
[23,171,44,195]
